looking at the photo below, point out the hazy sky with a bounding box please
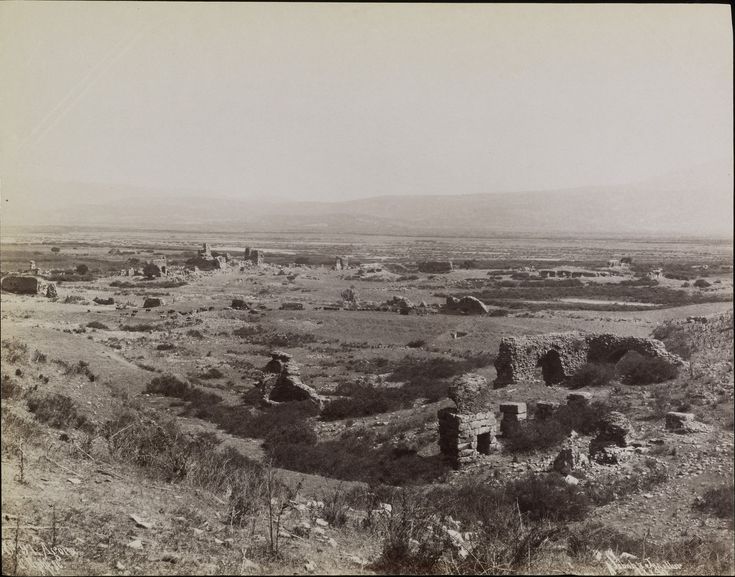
[1,3,732,202]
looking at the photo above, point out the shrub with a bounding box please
[567,363,615,389]
[51,247,60,253]
[27,393,88,430]
[512,474,590,522]
[1,339,29,364]
[86,321,109,330]
[406,339,426,348]
[156,343,175,351]
[233,324,263,338]
[186,329,204,339]
[616,352,679,385]
[695,481,734,522]
[693,278,711,288]
[198,367,224,380]
[504,418,569,453]
[321,387,397,420]
[146,374,190,397]
[75,264,89,275]
[1,375,22,399]
[121,323,159,332]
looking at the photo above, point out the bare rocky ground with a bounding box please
[1,234,733,575]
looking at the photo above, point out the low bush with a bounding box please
[695,481,734,522]
[504,418,569,453]
[27,393,88,430]
[146,374,223,407]
[86,321,109,330]
[197,367,224,380]
[1,375,22,399]
[233,324,263,338]
[1,339,29,364]
[567,362,615,389]
[121,323,159,332]
[512,474,591,522]
[407,339,426,348]
[156,343,175,351]
[616,352,679,385]
[321,387,397,420]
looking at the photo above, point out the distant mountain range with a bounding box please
[2,160,732,237]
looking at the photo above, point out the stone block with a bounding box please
[499,402,527,415]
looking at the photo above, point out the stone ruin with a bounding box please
[185,243,231,271]
[418,261,453,274]
[438,374,498,468]
[1,275,57,298]
[143,297,164,308]
[333,256,349,271]
[444,295,489,315]
[244,247,263,266]
[258,351,322,407]
[493,332,684,387]
[143,257,168,278]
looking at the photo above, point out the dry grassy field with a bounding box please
[2,230,733,575]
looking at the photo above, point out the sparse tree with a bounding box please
[75,264,89,275]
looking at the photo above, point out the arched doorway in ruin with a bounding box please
[536,350,565,385]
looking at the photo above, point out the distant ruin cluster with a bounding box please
[493,332,685,387]
[244,247,263,266]
[333,256,349,271]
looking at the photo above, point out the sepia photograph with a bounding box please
[1,2,733,575]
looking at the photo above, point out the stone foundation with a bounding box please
[499,402,527,436]
[438,407,497,468]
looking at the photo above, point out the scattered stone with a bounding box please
[129,514,154,529]
[126,539,143,550]
[665,412,710,433]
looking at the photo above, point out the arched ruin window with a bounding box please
[537,350,565,385]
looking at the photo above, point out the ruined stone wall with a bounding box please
[1,275,41,294]
[494,333,588,387]
[438,408,497,468]
[586,334,683,366]
[493,332,683,387]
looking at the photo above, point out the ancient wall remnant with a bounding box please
[244,248,263,266]
[1,275,49,296]
[493,332,684,387]
[418,261,453,274]
[438,374,497,468]
[143,257,168,278]
[259,351,322,407]
[143,297,164,308]
[499,402,527,436]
